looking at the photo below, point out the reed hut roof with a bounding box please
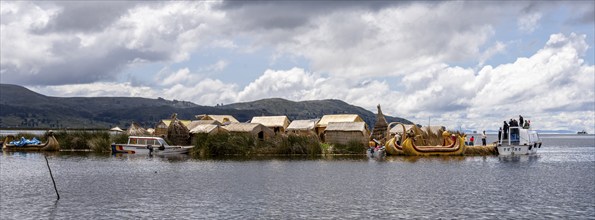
[110,126,124,132]
[160,119,192,127]
[195,114,239,124]
[186,120,221,131]
[250,116,290,128]
[127,122,149,136]
[389,124,415,134]
[222,123,275,136]
[189,124,221,134]
[316,114,364,127]
[325,122,369,133]
[287,119,319,131]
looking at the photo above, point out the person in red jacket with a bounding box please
[470,136,475,146]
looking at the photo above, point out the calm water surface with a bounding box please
[1,135,594,219]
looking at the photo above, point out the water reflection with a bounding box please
[1,140,593,219]
[497,155,540,163]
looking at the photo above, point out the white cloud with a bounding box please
[30,82,157,98]
[161,68,194,86]
[518,12,542,33]
[0,1,226,85]
[237,68,323,102]
[3,1,594,133]
[479,42,507,66]
[274,2,500,79]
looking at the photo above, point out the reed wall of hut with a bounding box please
[189,124,225,144]
[154,121,168,137]
[316,114,365,142]
[286,119,319,136]
[222,123,275,140]
[323,122,369,145]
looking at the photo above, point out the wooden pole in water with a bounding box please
[44,155,60,200]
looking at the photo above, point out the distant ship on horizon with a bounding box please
[577,130,588,135]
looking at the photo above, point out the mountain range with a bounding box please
[0,84,412,130]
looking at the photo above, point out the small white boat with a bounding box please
[496,126,542,156]
[111,136,193,155]
[367,146,386,158]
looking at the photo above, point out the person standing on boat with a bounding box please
[519,115,524,127]
[503,121,509,139]
[481,131,487,146]
[470,136,475,146]
[498,127,502,142]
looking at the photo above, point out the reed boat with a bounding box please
[111,136,192,155]
[400,133,466,156]
[496,126,542,156]
[2,132,60,151]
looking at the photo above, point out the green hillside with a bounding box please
[0,84,412,129]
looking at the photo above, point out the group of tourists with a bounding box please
[498,115,530,142]
[467,130,487,146]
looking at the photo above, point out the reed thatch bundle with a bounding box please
[167,113,190,145]
[465,145,498,155]
[411,125,428,146]
[371,105,388,143]
[424,127,439,146]
[127,122,149,136]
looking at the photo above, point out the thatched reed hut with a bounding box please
[222,123,275,140]
[127,122,150,136]
[167,114,190,145]
[371,104,388,142]
[189,124,226,144]
[195,114,239,125]
[286,119,319,136]
[250,116,290,134]
[324,122,370,145]
[154,119,192,137]
[316,114,365,141]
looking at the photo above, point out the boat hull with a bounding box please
[111,144,192,155]
[496,143,541,156]
[2,135,60,151]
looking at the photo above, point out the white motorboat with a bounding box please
[496,126,542,156]
[111,136,193,155]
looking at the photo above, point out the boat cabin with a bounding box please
[127,136,169,147]
[500,126,540,146]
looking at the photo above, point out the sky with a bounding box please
[1,1,594,133]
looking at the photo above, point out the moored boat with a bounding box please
[2,131,60,151]
[400,132,466,156]
[111,136,192,155]
[496,126,542,156]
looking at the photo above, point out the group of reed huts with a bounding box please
[118,105,447,147]
[119,113,374,146]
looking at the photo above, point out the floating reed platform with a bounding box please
[465,145,498,156]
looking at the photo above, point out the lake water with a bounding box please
[1,134,594,219]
